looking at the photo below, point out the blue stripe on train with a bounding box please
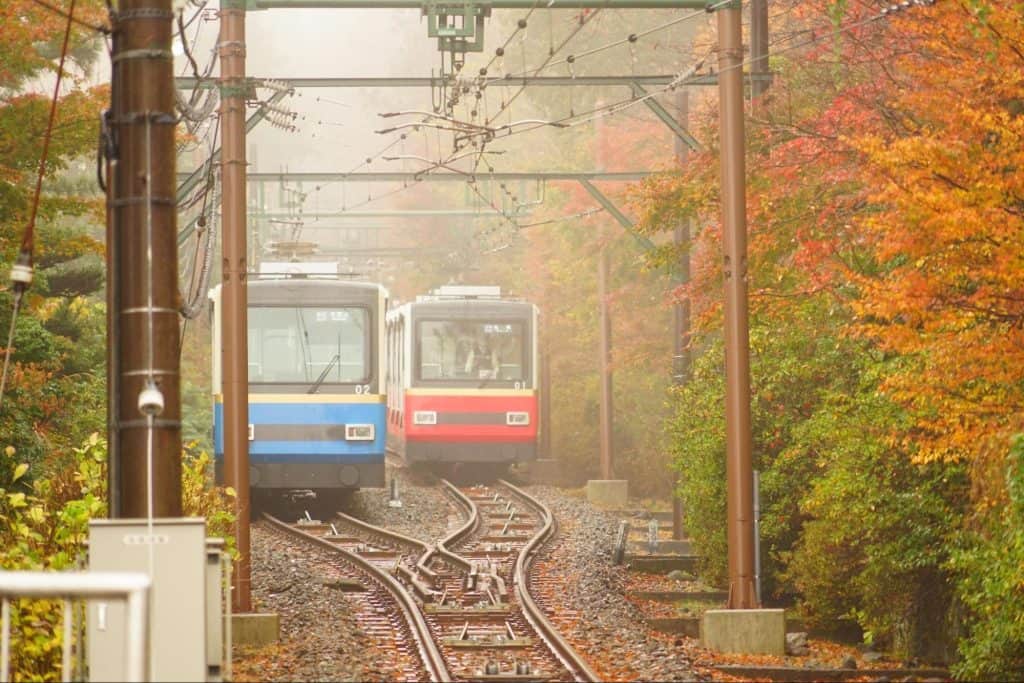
[214,399,387,464]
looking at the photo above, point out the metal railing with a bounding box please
[0,571,150,682]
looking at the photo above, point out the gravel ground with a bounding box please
[525,485,704,682]
[232,524,405,682]
[235,471,703,681]
[347,465,454,542]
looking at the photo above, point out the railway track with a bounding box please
[260,514,450,682]
[274,480,597,681]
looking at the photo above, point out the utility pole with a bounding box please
[672,90,692,541]
[219,0,252,613]
[595,103,614,481]
[107,0,182,517]
[597,237,614,479]
[750,0,771,101]
[718,2,757,609]
[540,338,552,460]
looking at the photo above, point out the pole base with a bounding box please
[232,612,280,647]
[585,479,628,508]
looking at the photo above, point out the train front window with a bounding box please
[418,320,526,382]
[248,306,369,384]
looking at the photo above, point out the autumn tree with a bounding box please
[632,0,990,660]
[1,0,110,465]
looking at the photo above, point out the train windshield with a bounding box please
[418,320,526,382]
[248,306,369,384]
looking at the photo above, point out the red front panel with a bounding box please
[404,392,538,443]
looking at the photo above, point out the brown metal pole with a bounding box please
[219,0,252,613]
[750,0,771,101]
[598,239,614,480]
[671,90,691,541]
[540,343,551,460]
[109,0,182,518]
[718,3,757,609]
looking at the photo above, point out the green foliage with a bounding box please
[949,435,1024,681]
[181,443,238,560]
[668,334,727,587]
[0,435,106,680]
[782,383,966,659]
[0,435,236,681]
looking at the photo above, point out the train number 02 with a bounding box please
[354,384,371,394]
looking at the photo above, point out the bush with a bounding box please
[0,435,235,681]
[782,386,966,660]
[949,435,1024,681]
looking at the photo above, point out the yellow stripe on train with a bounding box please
[213,393,386,404]
[405,388,536,397]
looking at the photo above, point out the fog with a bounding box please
[168,4,708,279]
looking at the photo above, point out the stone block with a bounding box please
[625,554,700,574]
[701,608,786,655]
[629,539,694,554]
[232,612,280,647]
[586,479,629,508]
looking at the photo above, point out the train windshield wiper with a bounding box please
[308,354,340,394]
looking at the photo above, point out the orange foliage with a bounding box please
[848,2,1024,465]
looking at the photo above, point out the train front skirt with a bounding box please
[213,394,387,489]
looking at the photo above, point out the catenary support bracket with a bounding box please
[578,178,655,252]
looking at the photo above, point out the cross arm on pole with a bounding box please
[578,178,655,252]
[175,74,726,90]
[244,0,714,9]
[177,171,654,182]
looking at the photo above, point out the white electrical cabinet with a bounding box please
[86,518,220,682]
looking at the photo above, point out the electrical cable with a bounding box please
[28,0,109,34]
[1,0,77,411]
[505,0,732,78]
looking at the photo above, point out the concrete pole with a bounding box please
[718,4,757,609]
[108,0,182,517]
[672,90,692,541]
[598,238,614,479]
[219,0,252,613]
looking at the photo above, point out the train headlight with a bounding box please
[506,411,530,426]
[413,410,437,425]
[345,424,375,441]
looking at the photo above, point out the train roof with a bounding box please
[209,278,388,305]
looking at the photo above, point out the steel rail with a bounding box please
[262,514,451,682]
[499,479,601,683]
[332,510,432,555]
[436,479,481,566]
[331,510,469,576]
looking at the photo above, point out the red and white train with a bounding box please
[385,285,539,470]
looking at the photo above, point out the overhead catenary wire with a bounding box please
[227,0,938,245]
[455,0,938,149]
[503,0,732,78]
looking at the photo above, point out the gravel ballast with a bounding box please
[236,470,703,681]
[525,484,703,682]
[232,523,408,682]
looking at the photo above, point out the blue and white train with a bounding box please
[210,262,388,503]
